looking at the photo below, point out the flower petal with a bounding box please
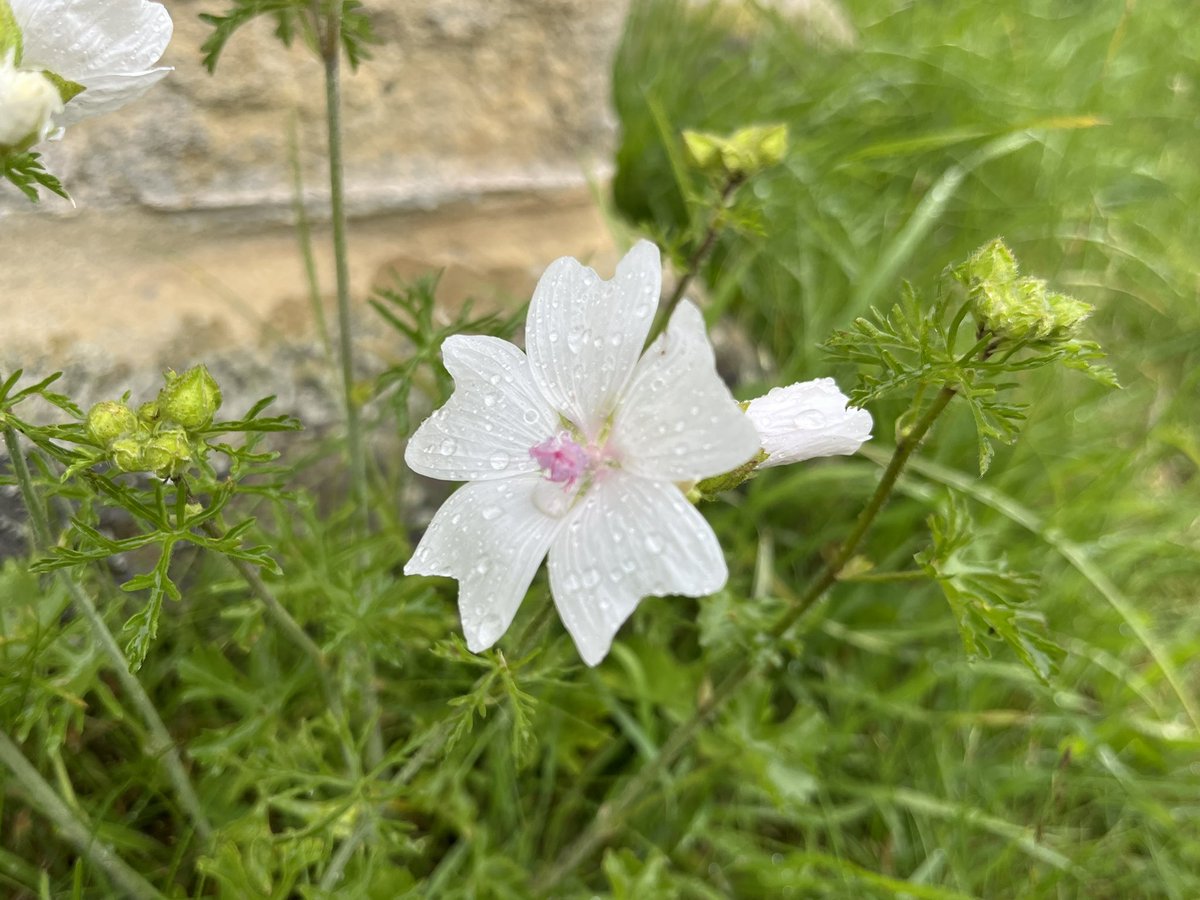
[525,240,661,438]
[13,0,172,83]
[547,470,728,666]
[53,68,170,126]
[609,300,760,482]
[405,335,559,482]
[404,474,563,653]
[746,379,872,467]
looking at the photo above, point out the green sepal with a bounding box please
[0,0,22,65]
[42,69,87,104]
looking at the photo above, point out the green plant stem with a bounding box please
[320,6,366,525]
[289,114,333,360]
[531,385,959,894]
[198,518,358,774]
[0,730,164,900]
[647,173,745,344]
[3,427,213,845]
[319,5,385,771]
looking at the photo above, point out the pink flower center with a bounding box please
[530,432,591,487]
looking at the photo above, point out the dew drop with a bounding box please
[581,568,601,588]
[483,394,497,408]
[450,513,462,525]
[548,332,560,344]
[489,374,501,386]
[439,438,457,455]
[645,535,663,553]
[489,451,509,471]
[522,408,540,425]
[481,506,502,521]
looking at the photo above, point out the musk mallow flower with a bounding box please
[404,241,762,666]
[745,379,872,468]
[1,0,171,141]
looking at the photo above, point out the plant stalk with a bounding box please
[4,427,213,844]
[531,385,958,893]
[319,4,385,770]
[647,173,745,344]
[0,730,164,900]
[320,4,368,525]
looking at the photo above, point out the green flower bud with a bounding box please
[157,365,222,431]
[138,401,160,424]
[683,123,789,180]
[142,427,191,478]
[110,436,146,473]
[956,239,1092,344]
[86,400,139,448]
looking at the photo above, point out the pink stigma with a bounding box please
[530,432,590,486]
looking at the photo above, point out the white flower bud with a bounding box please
[0,53,61,149]
[745,378,872,468]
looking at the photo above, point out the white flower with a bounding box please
[404,241,761,666]
[6,0,172,135]
[0,52,60,147]
[745,379,872,468]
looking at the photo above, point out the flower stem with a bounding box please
[319,3,367,525]
[646,173,745,345]
[0,730,164,900]
[3,427,213,845]
[318,4,385,770]
[531,385,958,893]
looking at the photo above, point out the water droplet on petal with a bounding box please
[481,506,502,521]
[523,408,540,425]
[489,451,509,471]
[582,568,601,588]
[645,535,663,553]
[439,438,457,455]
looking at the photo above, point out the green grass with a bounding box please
[2,0,1199,896]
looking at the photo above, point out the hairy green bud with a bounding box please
[956,239,1092,343]
[86,400,139,448]
[110,436,146,473]
[683,123,789,180]
[157,365,222,431]
[142,427,192,478]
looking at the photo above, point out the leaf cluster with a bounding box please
[200,0,376,73]
[2,370,299,670]
[916,497,1061,683]
[824,254,1116,473]
[1,151,68,202]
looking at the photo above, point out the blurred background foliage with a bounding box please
[2,0,1198,896]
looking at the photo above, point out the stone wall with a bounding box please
[0,0,630,418]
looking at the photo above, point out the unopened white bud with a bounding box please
[0,54,61,149]
[745,379,872,468]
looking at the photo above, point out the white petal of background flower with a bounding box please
[525,240,661,438]
[547,470,728,666]
[406,335,558,482]
[404,474,564,653]
[11,0,171,126]
[746,378,873,467]
[610,300,761,482]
